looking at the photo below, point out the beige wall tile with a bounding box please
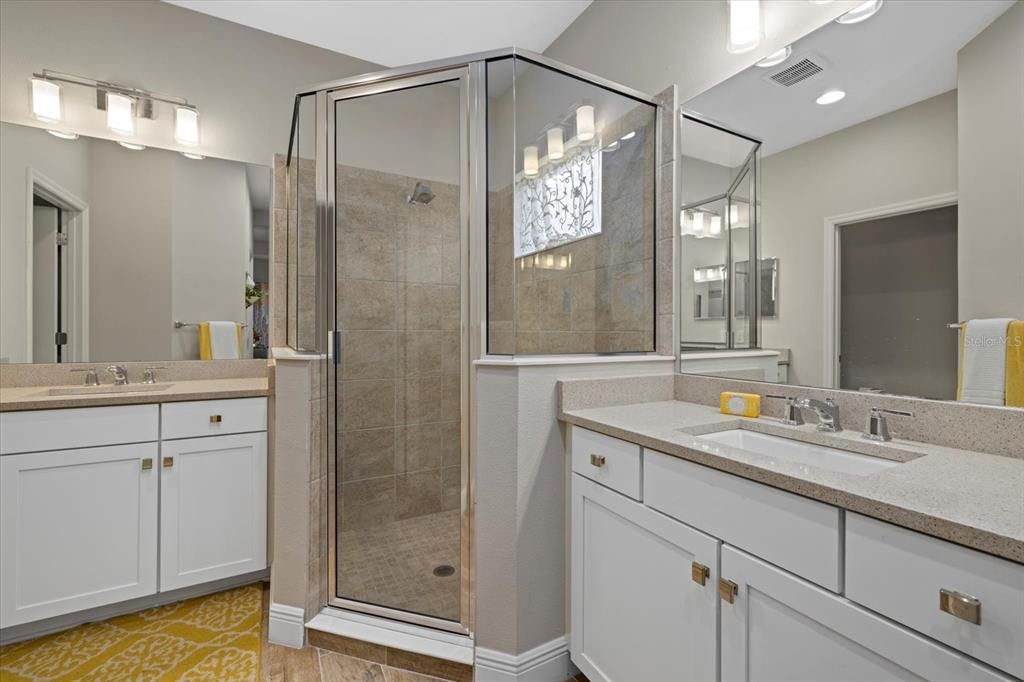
[341,476,395,531]
[339,280,398,330]
[342,331,398,380]
[341,380,396,430]
[395,470,442,520]
[339,230,398,281]
[341,427,396,481]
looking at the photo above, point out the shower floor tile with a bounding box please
[337,509,461,622]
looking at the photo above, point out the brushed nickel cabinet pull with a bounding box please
[691,562,710,586]
[163,457,174,468]
[940,589,981,625]
[719,578,738,604]
[141,458,153,470]
[590,454,606,467]
[210,415,223,423]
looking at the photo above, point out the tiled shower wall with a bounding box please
[335,165,461,531]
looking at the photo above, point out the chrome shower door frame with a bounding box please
[323,65,477,636]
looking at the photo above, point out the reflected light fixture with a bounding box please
[756,46,792,68]
[727,0,764,54]
[546,127,564,161]
[47,130,78,140]
[835,0,883,24]
[175,106,200,146]
[106,92,135,136]
[523,145,539,177]
[709,215,723,237]
[603,141,620,153]
[620,131,636,141]
[118,141,145,151]
[182,152,204,160]
[31,78,62,122]
[576,105,595,142]
[816,89,846,104]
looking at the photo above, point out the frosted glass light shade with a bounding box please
[546,127,564,160]
[175,107,200,146]
[523,145,539,177]
[31,79,62,123]
[106,92,135,136]
[576,105,595,142]
[727,0,764,54]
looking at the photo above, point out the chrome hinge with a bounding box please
[54,331,68,345]
[55,232,68,247]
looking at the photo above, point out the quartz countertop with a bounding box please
[560,400,1024,563]
[0,377,270,412]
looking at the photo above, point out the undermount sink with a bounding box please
[43,383,175,397]
[697,429,899,476]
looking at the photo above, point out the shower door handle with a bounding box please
[331,330,342,365]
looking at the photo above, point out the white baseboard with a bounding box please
[269,603,306,649]
[475,636,569,682]
[306,608,473,664]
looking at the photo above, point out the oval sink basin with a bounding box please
[43,383,175,397]
[697,429,899,476]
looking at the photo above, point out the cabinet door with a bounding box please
[159,432,267,591]
[0,443,158,627]
[571,474,719,682]
[719,546,1013,682]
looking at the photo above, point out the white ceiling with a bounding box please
[164,0,592,68]
[685,0,1014,159]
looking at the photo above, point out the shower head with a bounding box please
[407,181,436,205]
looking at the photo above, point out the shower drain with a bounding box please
[433,565,455,577]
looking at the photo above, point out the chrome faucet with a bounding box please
[796,397,842,433]
[70,368,100,386]
[863,407,913,442]
[106,365,130,386]
[142,366,167,385]
[765,395,804,426]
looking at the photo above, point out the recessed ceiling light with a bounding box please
[182,152,205,160]
[835,0,883,25]
[118,141,146,150]
[755,46,792,68]
[816,89,846,105]
[46,130,78,140]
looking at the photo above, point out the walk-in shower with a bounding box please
[284,48,662,635]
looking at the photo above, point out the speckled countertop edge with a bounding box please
[560,400,1024,564]
[0,377,270,412]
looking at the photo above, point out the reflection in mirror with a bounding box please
[0,122,271,364]
[679,0,1023,407]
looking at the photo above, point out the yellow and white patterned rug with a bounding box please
[0,583,262,681]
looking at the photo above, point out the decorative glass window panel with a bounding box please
[514,145,602,258]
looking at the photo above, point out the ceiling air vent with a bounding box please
[769,58,823,87]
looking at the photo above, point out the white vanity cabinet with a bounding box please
[0,398,267,630]
[567,425,1020,682]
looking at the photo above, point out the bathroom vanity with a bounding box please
[0,387,268,632]
[563,400,1023,682]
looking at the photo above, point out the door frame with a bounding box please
[25,169,90,363]
[323,66,476,636]
[821,192,957,388]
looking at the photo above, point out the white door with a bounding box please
[719,545,1013,682]
[31,204,59,363]
[571,474,719,682]
[0,444,158,627]
[159,432,267,591]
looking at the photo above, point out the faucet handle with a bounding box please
[765,394,804,426]
[70,368,100,386]
[106,365,129,385]
[142,366,167,385]
[870,406,913,417]
[863,407,913,442]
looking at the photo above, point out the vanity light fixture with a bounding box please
[835,0,883,25]
[118,141,146,151]
[709,214,723,237]
[576,105,595,142]
[816,89,846,105]
[620,131,636,141]
[106,92,136,136]
[756,46,792,68]
[46,130,79,140]
[31,78,63,123]
[603,140,620,153]
[523,145,539,177]
[546,127,564,161]
[174,106,200,146]
[181,152,205,160]
[727,0,764,54]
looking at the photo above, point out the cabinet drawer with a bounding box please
[645,451,842,591]
[846,513,1024,678]
[571,426,642,500]
[161,398,267,440]
[0,405,159,455]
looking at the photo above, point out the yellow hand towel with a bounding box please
[198,322,243,360]
[1006,320,1024,408]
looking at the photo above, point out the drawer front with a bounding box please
[645,450,842,591]
[161,398,267,440]
[571,426,642,500]
[846,513,1024,678]
[0,405,159,455]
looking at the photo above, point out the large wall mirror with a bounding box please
[679,0,1023,408]
[0,122,271,364]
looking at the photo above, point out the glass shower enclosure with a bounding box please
[285,49,661,635]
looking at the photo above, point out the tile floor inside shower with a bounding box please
[338,509,461,622]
